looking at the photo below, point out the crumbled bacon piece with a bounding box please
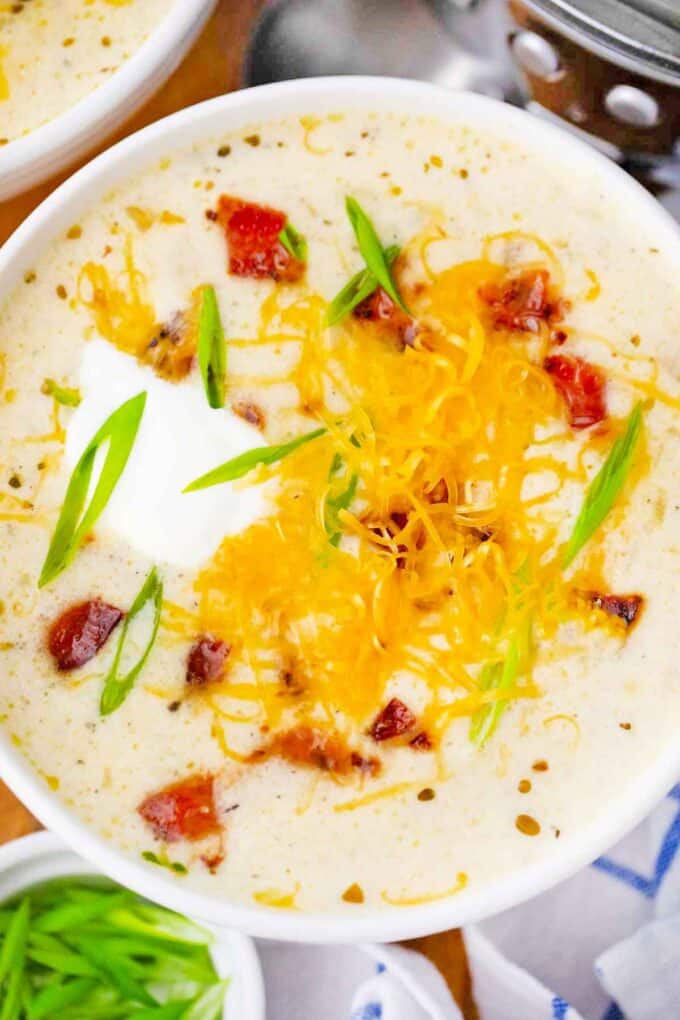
[232,400,265,430]
[369,697,417,742]
[250,725,380,777]
[544,354,607,429]
[48,599,123,672]
[480,269,566,333]
[143,311,194,381]
[215,196,304,282]
[138,774,220,843]
[353,287,418,348]
[200,851,224,874]
[186,636,230,688]
[588,592,644,629]
[409,731,433,751]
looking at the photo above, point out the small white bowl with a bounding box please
[0,0,216,201]
[0,831,266,1020]
[0,78,679,944]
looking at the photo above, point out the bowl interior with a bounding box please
[0,77,679,943]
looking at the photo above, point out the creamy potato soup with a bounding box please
[0,0,173,143]
[1,110,680,913]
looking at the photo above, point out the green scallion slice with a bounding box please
[345,196,409,313]
[38,392,146,588]
[278,221,307,263]
[183,427,327,493]
[100,567,163,717]
[197,286,226,410]
[563,402,643,568]
[326,244,400,327]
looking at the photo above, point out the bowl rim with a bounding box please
[0,830,266,1019]
[0,0,217,195]
[1,75,679,943]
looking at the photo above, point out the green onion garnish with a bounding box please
[141,851,188,876]
[0,879,226,1018]
[326,244,400,327]
[563,402,643,568]
[100,567,163,717]
[344,195,409,313]
[38,392,146,588]
[197,285,226,410]
[324,454,358,547]
[183,427,327,493]
[279,221,308,263]
[41,379,81,407]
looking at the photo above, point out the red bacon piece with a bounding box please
[353,287,418,347]
[409,730,433,751]
[480,269,566,333]
[215,196,304,282]
[186,636,230,689]
[251,725,380,777]
[369,697,417,742]
[138,774,220,843]
[544,354,607,429]
[589,592,644,629]
[48,599,123,672]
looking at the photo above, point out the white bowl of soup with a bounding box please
[0,0,216,200]
[0,78,679,943]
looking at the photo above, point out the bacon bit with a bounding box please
[480,269,567,333]
[353,287,418,348]
[215,196,304,282]
[200,851,224,874]
[143,311,195,381]
[232,400,265,430]
[48,599,123,672]
[186,636,230,688]
[551,328,568,345]
[250,725,380,777]
[138,774,220,843]
[409,730,433,751]
[369,697,417,742]
[543,355,607,429]
[588,592,644,629]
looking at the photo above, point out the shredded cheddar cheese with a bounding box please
[191,236,615,753]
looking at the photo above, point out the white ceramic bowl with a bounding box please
[0,78,679,944]
[0,0,216,201]
[0,831,266,1019]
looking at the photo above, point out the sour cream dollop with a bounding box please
[65,340,270,568]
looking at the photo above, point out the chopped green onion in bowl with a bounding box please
[0,876,230,1019]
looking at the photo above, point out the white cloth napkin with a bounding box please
[259,782,680,1020]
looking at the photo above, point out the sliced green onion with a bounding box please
[345,196,409,314]
[182,980,230,1020]
[469,642,520,749]
[184,427,327,492]
[41,379,81,407]
[38,392,146,588]
[563,402,643,568]
[141,851,188,876]
[326,244,400,327]
[279,221,307,263]
[197,286,226,410]
[27,977,97,1019]
[324,455,358,547]
[0,898,29,1020]
[100,568,163,717]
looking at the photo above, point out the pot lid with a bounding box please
[521,0,680,83]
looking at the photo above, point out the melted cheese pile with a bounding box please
[192,245,591,747]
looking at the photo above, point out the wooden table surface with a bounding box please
[0,3,475,1014]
